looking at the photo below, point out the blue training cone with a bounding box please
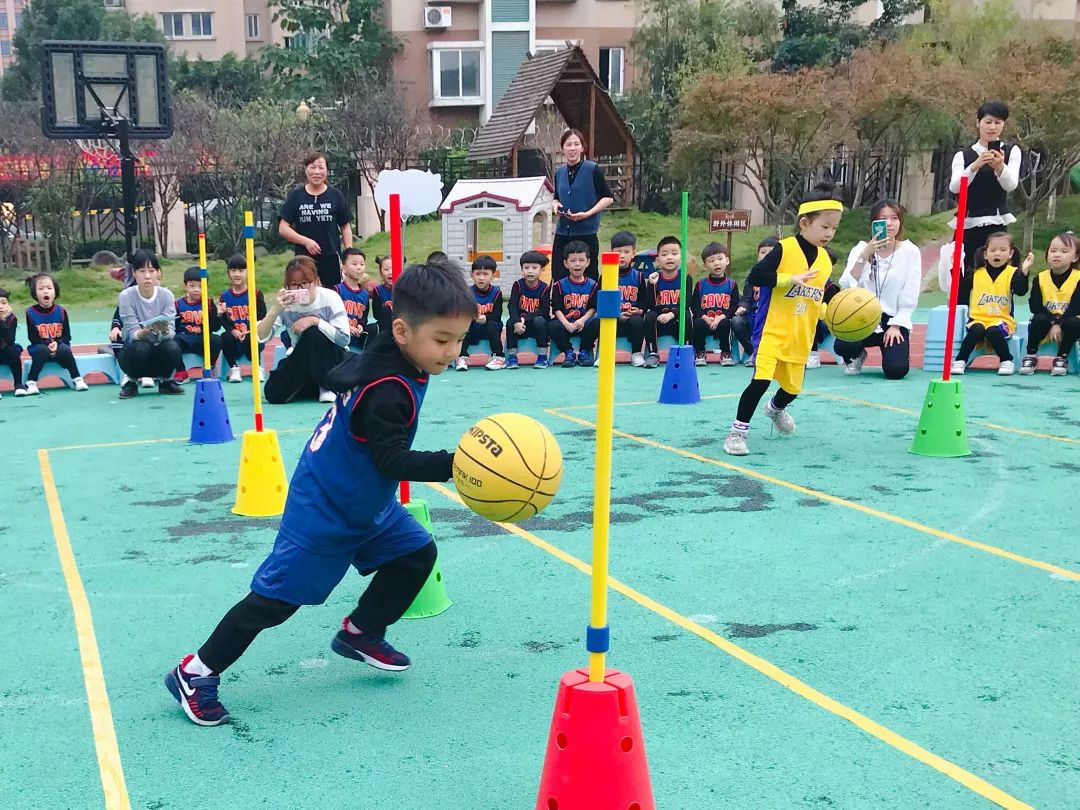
[657,345,700,405]
[190,377,234,444]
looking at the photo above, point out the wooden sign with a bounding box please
[708,209,752,233]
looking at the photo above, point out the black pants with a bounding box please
[811,321,828,351]
[833,315,911,380]
[644,310,692,353]
[956,321,1011,362]
[314,254,342,289]
[736,379,797,424]
[221,330,265,368]
[551,232,600,283]
[692,317,731,353]
[730,314,755,355]
[119,339,182,379]
[549,318,600,353]
[264,328,348,404]
[176,334,222,372]
[27,342,81,382]
[0,344,23,388]
[617,315,645,354]
[461,319,503,357]
[963,224,1004,271]
[1026,313,1080,356]
[505,316,549,351]
[198,542,437,674]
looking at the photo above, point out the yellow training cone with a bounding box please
[233,429,288,517]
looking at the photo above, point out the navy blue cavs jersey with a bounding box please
[25,305,68,344]
[176,296,208,338]
[220,288,261,337]
[553,276,597,321]
[695,276,736,318]
[651,272,685,313]
[509,279,548,321]
[618,268,643,314]
[472,284,502,319]
[373,283,393,311]
[335,281,370,331]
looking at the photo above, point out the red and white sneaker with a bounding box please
[164,655,230,726]
[330,618,411,671]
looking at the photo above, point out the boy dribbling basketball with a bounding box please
[165,259,475,727]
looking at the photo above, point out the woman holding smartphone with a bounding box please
[259,256,350,405]
[949,100,1022,270]
[550,129,615,283]
[833,200,922,380]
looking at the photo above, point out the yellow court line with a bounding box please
[38,450,130,810]
[802,389,1080,447]
[47,427,310,454]
[543,409,1080,582]
[424,481,1033,810]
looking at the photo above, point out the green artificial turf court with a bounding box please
[2,360,1079,809]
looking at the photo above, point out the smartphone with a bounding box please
[290,288,311,305]
[988,139,1003,153]
[871,219,888,243]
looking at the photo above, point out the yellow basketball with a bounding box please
[453,413,563,523]
[825,287,883,342]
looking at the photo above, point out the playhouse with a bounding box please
[440,176,554,292]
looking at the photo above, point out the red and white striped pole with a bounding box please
[941,176,969,382]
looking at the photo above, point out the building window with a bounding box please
[0,13,9,28]
[434,48,482,101]
[599,47,624,96]
[14,12,22,27]
[160,12,184,38]
[190,12,213,38]
[246,14,260,39]
[0,40,9,57]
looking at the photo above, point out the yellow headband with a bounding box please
[798,200,844,216]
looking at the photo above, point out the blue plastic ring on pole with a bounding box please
[586,624,610,653]
[242,225,256,239]
[597,290,621,319]
[199,269,208,278]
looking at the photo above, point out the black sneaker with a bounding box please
[1051,356,1068,376]
[119,380,138,399]
[164,655,230,726]
[330,618,411,671]
[1019,354,1037,375]
[159,379,185,395]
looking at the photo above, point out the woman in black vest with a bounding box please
[551,129,615,283]
[949,100,1022,270]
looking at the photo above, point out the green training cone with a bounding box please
[910,379,970,458]
[402,498,452,619]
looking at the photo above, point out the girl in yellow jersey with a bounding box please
[724,184,843,457]
[951,231,1030,376]
[1020,232,1080,376]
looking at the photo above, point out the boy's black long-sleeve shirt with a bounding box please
[0,313,18,350]
[1029,271,1080,321]
[956,264,1030,309]
[326,334,454,484]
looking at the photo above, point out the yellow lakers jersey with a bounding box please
[755,236,831,362]
[1037,269,1079,318]
[968,265,1017,332]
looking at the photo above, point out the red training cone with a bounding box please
[536,668,653,810]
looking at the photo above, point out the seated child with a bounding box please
[174,266,223,381]
[1021,231,1080,376]
[457,256,505,371]
[164,259,476,727]
[549,240,599,368]
[219,254,267,383]
[731,237,775,365]
[691,242,740,367]
[23,273,88,395]
[117,250,185,399]
[0,288,23,398]
[612,231,647,367]
[951,231,1029,376]
[336,248,373,351]
[643,236,692,368]
[370,255,395,335]
[506,250,552,369]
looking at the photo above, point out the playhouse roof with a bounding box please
[439,176,554,214]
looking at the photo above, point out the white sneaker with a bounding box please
[1019,355,1037,375]
[318,388,336,403]
[593,353,600,367]
[228,366,242,383]
[805,351,821,369]
[631,352,646,367]
[72,376,89,392]
[764,400,796,434]
[844,350,867,376]
[120,375,131,387]
[484,355,506,370]
[14,387,28,397]
[454,357,468,371]
[997,360,1015,376]
[723,430,749,456]
[950,360,966,376]
[1051,356,1068,376]
[140,377,155,389]
[25,381,40,396]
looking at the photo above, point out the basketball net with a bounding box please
[75,137,120,175]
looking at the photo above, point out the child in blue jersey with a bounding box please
[457,256,506,370]
[219,255,267,383]
[173,267,223,382]
[549,240,599,367]
[0,288,23,399]
[22,273,88,395]
[336,248,373,350]
[643,236,692,368]
[731,238,776,366]
[724,184,843,456]
[506,250,552,369]
[165,258,476,727]
[370,255,395,334]
[612,231,648,367]
[692,242,740,367]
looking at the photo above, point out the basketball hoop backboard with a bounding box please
[41,40,172,140]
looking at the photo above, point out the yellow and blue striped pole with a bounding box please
[198,233,212,378]
[243,211,264,432]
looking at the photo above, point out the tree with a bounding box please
[141,94,206,257]
[171,55,270,108]
[772,0,921,71]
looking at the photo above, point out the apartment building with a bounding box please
[0,0,27,79]
[113,0,280,60]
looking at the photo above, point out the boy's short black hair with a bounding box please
[183,266,203,284]
[519,250,549,268]
[701,242,729,262]
[758,236,780,251]
[342,248,366,262]
[226,254,247,271]
[131,249,160,271]
[91,250,120,267]
[0,287,9,300]
[977,100,1009,121]
[610,231,637,249]
[471,255,498,272]
[656,235,681,252]
[26,273,60,300]
[393,258,475,326]
[564,239,590,259]
[427,250,449,264]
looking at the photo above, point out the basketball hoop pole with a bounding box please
[116,117,138,266]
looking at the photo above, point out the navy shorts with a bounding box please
[249,505,432,606]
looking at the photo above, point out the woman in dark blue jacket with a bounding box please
[551,129,615,283]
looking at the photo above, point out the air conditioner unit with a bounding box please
[103,0,125,8]
[424,6,452,29]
